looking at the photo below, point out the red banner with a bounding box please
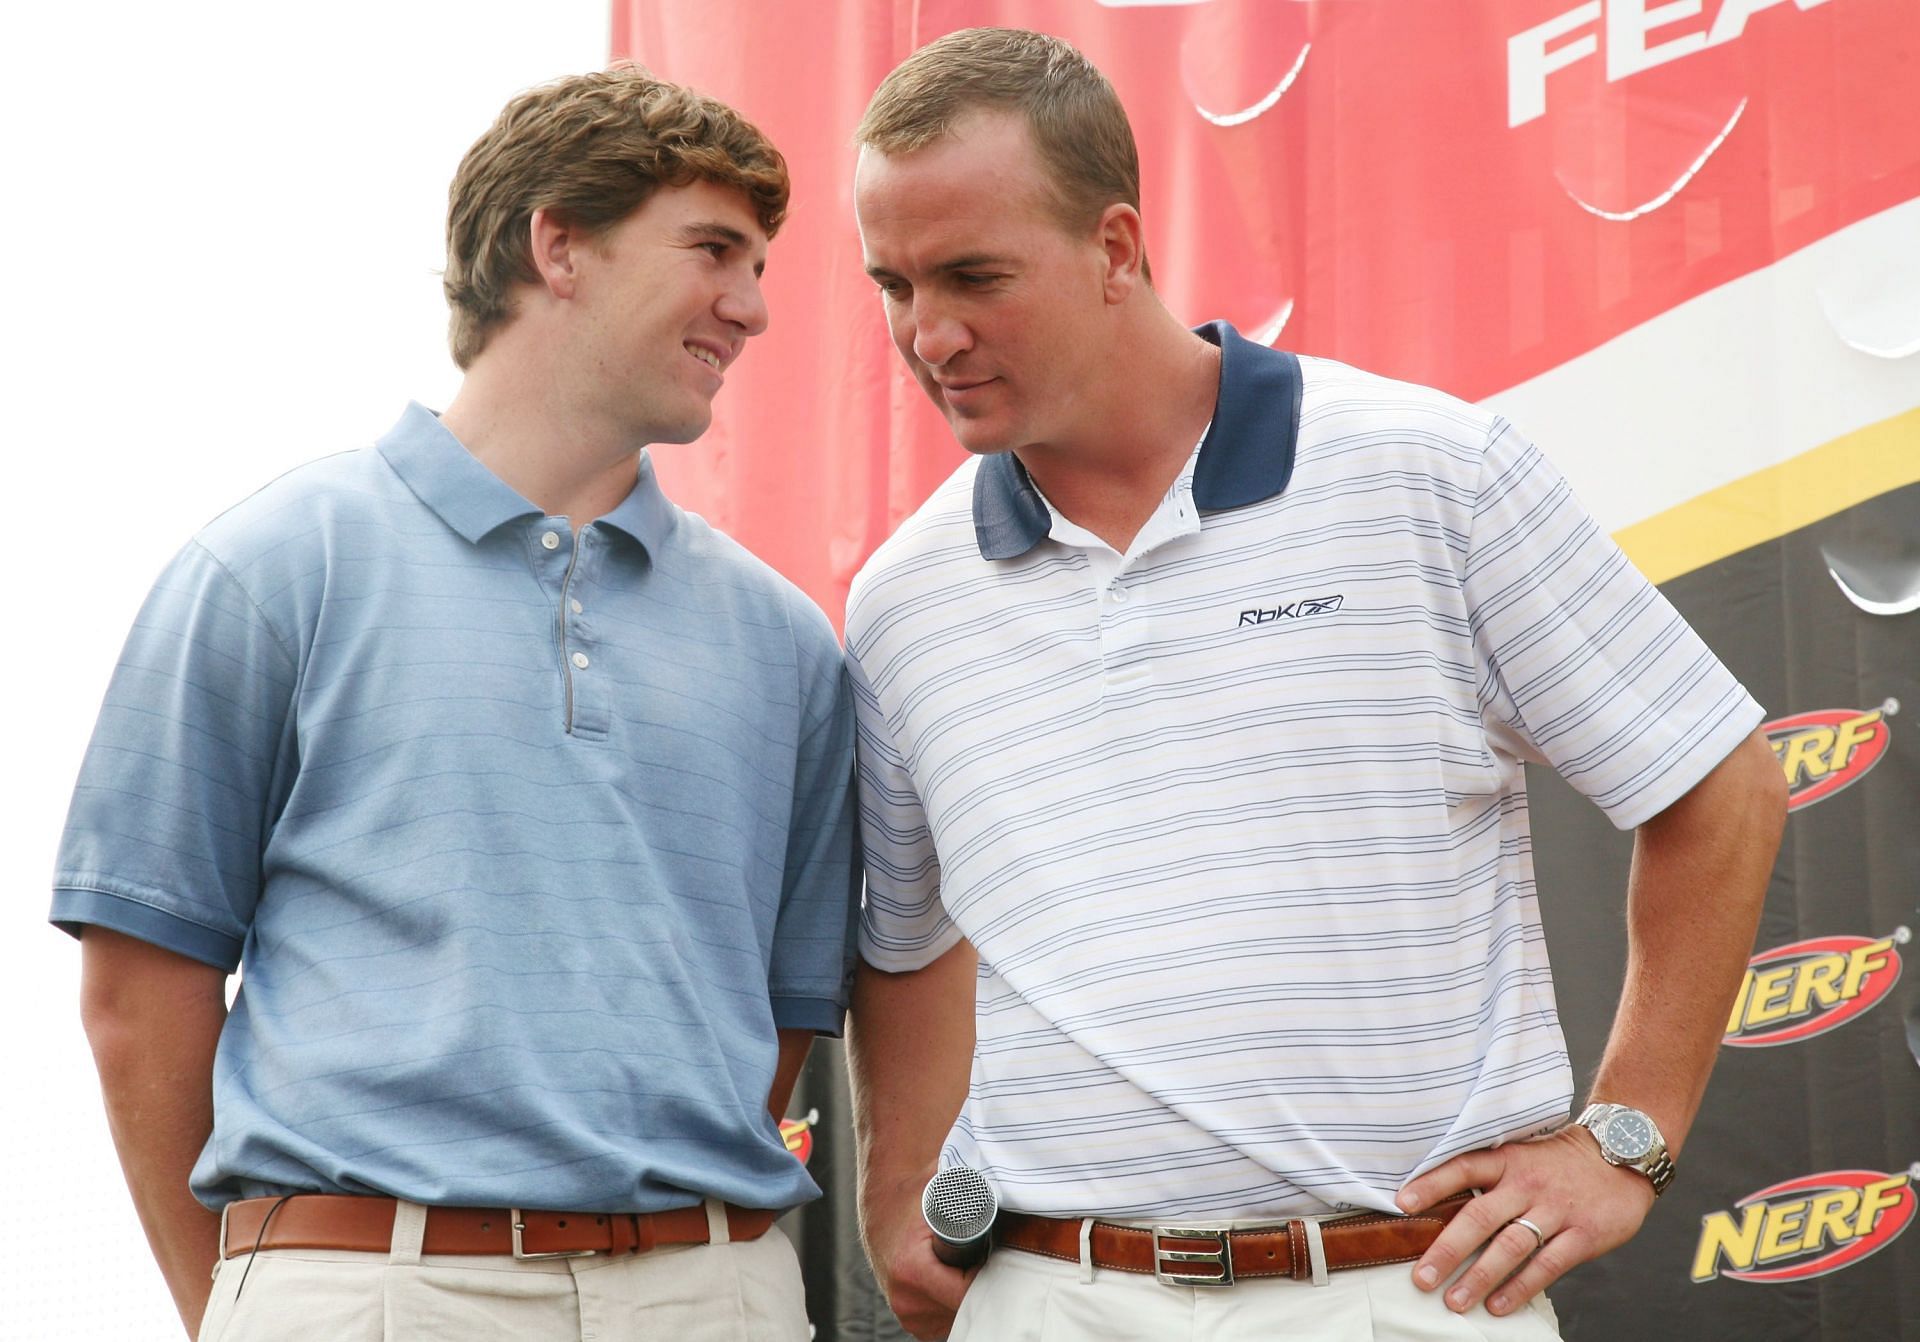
[618,0,1920,624]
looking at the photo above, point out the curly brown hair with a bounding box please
[444,66,789,369]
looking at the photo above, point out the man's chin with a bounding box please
[944,415,1017,458]
[650,409,715,446]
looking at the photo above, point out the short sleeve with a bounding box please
[51,540,299,969]
[848,639,961,972]
[766,605,862,1036]
[1464,421,1763,830]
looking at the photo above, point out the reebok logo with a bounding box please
[1238,594,1344,627]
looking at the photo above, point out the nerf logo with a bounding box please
[1238,594,1344,627]
[1692,1166,1918,1283]
[779,1110,817,1166]
[1723,929,1907,1047]
[1764,704,1894,811]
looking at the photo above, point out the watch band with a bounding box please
[1643,1148,1676,1196]
[1577,1103,1675,1196]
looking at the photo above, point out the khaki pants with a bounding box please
[950,1241,1562,1342]
[197,1199,809,1342]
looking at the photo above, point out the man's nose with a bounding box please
[719,273,770,337]
[908,297,970,369]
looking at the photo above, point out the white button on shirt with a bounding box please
[1028,443,1205,695]
[1031,437,1205,599]
[571,652,590,670]
[541,531,561,550]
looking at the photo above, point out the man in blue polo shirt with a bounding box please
[54,69,857,1340]
[845,28,1786,1342]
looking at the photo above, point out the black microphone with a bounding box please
[922,1165,998,1269]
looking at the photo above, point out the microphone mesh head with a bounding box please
[922,1166,998,1243]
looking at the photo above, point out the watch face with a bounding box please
[1604,1112,1656,1161]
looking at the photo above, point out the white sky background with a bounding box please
[0,3,610,1336]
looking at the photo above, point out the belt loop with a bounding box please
[389,1200,428,1266]
[1302,1217,1329,1287]
[1078,1218,1095,1283]
[704,1199,731,1246]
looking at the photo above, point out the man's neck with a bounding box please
[1016,316,1221,555]
[439,357,642,532]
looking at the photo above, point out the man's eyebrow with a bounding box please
[936,254,1015,272]
[863,254,1015,281]
[676,221,753,247]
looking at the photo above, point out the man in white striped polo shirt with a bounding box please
[844,28,1787,1342]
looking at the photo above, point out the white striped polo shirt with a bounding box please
[847,322,1762,1220]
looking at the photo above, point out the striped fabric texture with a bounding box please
[848,325,1760,1220]
[53,404,860,1214]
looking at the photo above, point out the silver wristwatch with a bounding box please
[1577,1103,1674,1195]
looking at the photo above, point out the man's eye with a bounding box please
[955,273,996,287]
[701,242,728,257]
[875,279,907,298]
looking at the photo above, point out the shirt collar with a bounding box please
[597,451,677,553]
[376,402,675,553]
[972,321,1301,561]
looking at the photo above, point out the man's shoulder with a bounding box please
[845,457,981,644]
[1295,354,1502,448]
[192,444,397,577]
[669,507,841,657]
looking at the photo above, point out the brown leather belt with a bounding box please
[221,1194,778,1261]
[995,1192,1473,1285]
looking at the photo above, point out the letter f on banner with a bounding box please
[1509,1,1602,126]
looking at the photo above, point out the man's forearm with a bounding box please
[1589,729,1787,1150]
[769,1028,814,1121]
[1397,730,1788,1316]
[81,929,229,1337]
[846,940,978,1239]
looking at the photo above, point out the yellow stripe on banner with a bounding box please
[1613,405,1920,586]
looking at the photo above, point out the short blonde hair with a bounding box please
[858,28,1149,280]
[444,67,789,369]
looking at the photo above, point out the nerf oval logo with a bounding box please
[779,1110,816,1166]
[1723,928,1908,1047]
[1692,1166,1919,1283]
[1764,701,1896,811]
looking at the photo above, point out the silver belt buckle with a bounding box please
[511,1209,598,1260]
[1152,1225,1234,1286]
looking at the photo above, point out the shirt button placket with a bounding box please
[543,521,586,733]
[1101,578,1153,688]
[557,525,605,738]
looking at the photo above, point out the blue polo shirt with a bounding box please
[53,404,859,1213]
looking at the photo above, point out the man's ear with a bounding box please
[528,206,582,300]
[1096,203,1146,305]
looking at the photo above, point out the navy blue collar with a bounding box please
[972,322,1300,560]
[378,402,675,554]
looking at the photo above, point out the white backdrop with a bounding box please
[1,3,609,1336]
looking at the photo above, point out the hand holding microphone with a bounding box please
[921,1165,998,1269]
